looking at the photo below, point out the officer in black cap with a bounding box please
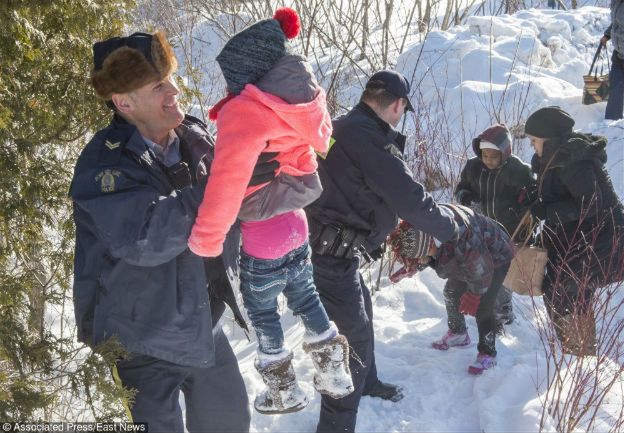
[306,70,458,433]
[71,30,278,432]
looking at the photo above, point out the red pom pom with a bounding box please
[208,92,235,121]
[273,7,300,39]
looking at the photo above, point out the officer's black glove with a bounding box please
[248,151,279,186]
[368,243,386,262]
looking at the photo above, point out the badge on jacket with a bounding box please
[95,169,121,193]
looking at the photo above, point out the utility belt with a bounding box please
[309,219,368,260]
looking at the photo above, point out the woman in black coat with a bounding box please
[524,106,624,356]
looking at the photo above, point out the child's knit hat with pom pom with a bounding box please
[216,8,301,95]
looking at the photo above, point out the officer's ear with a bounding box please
[111,93,132,114]
[391,98,405,116]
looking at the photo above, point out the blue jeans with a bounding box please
[240,242,331,355]
[606,51,624,120]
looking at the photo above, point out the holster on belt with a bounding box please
[309,219,368,260]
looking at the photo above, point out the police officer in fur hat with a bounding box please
[70,30,277,432]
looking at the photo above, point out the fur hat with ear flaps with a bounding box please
[90,30,177,100]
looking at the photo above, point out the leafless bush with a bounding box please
[131,0,536,117]
[527,206,624,432]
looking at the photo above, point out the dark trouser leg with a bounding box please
[475,263,510,356]
[444,279,468,334]
[114,355,186,433]
[360,275,379,394]
[312,254,373,433]
[606,52,624,120]
[183,330,251,433]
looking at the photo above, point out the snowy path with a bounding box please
[224,268,552,433]
[216,114,623,433]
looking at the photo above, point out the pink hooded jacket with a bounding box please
[188,84,332,257]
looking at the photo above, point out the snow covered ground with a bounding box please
[184,6,624,432]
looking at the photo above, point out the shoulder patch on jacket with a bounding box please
[95,169,121,193]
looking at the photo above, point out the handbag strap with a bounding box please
[588,44,603,76]
[511,149,559,245]
[510,210,531,244]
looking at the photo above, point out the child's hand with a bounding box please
[389,259,430,283]
[456,189,474,206]
[458,292,481,316]
[517,185,538,206]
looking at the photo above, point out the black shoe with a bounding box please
[363,380,404,402]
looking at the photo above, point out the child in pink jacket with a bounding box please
[188,8,353,415]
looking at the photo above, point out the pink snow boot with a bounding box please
[468,352,497,375]
[431,330,470,350]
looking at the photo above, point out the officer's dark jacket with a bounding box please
[455,138,534,237]
[306,102,457,251]
[70,114,245,368]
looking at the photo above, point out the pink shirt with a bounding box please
[241,209,308,259]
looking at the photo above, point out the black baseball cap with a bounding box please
[365,70,415,112]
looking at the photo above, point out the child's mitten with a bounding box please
[458,292,481,316]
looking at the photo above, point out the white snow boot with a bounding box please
[254,350,309,415]
[303,333,354,399]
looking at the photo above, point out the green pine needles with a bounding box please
[0,0,136,420]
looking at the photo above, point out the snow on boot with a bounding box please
[467,352,496,375]
[254,351,309,415]
[431,330,471,350]
[363,380,404,402]
[495,304,515,326]
[303,334,354,399]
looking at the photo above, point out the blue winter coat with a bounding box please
[70,114,243,368]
